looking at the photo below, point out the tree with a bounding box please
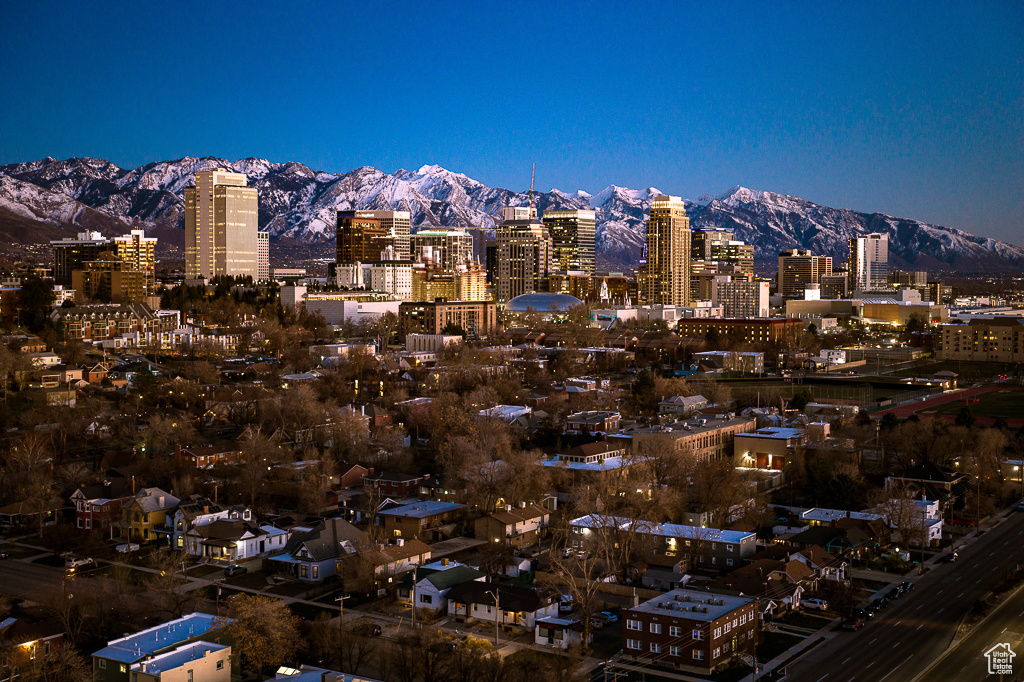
[217,594,300,676]
[955,406,975,428]
[17,275,56,332]
[441,322,467,338]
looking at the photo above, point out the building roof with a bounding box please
[629,588,754,622]
[280,517,366,562]
[505,293,582,313]
[93,613,222,663]
[130,641,228,675]
[446,581,556,613]
[378,500,466,519]
[130,487,180,513]
[489,503,549,526]
[738,427,805,441]
[421,564,486,591]
[570,514,754,544]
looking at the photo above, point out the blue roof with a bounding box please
[378,500,466,519]
[93,613,222,663]
[505,293,582,313]
[130,641,228,674]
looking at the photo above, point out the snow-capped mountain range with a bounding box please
[1,156,1021,272]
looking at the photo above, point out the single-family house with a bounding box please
[446,581,559,629]
[269,518,366,582]
[121,488,180,543]
[474,503,549,547]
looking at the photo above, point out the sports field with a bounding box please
[925,388,1024,418]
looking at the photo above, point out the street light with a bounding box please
[485,588,500,648]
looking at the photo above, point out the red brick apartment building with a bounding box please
[623,588,757,675]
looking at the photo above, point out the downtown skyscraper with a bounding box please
[185,170,259,281]
[848,232,889,292]
[542,208,596,275]
[641,195,691,305]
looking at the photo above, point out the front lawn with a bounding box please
[756,631,804,662]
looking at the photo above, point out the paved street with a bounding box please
[784,509,1024,682]
[915,581,1024,682]
[0,557,65,602]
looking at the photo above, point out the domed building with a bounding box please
[504,292,583,321]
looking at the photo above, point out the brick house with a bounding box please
[70,481,132,533]
[362,471,425,498]
[564,410,621,435]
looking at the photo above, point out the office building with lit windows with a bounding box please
[777,249,832,298]
[495,218,553,303]
[336,213,393,264]
[542,208,596,275]
[51,231,112,287]
[339,210,411,260]
[185,171,259,281]
[112,229,157,293]
[641,196,691,306]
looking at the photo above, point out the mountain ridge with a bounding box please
[1,156,1021,272]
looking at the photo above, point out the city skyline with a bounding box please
[1,2,1021,246]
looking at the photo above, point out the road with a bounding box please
[0,558,65,601]
[915,581,1024,682]
[784,509,1024,682]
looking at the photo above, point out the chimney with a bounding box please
[397,538,404,547]
[158,496,165,507]
[203,506,209,514]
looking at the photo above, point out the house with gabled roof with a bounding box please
[474,503,550,548]
[269,517,366,582]
[184,518,289,563]
[121,488,180,543]
[447,581,559,629]
[397,559,486,611]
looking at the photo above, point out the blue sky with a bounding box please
[2,1,1022,243]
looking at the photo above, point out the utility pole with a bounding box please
[486,588,500,648]
[411,565,418,629]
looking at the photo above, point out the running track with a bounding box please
[873,385,1024,428]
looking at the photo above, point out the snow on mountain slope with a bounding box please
[1,157,1021,271]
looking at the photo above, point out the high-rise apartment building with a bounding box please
[542,208,596,275]
[642,195,691,306]
[185,170,259,281]
[710,275,770,318]
[410,229,475,270]
[112,229,157,294]
[257,231,270,281]
[71,251,148,303]
[495,218,553,303]
[336,214,391,264]
[777,249,833,298]
[338,210,411,260]
[51,231,111,287]
[849,233,889,292]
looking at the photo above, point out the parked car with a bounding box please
[802,598,828,611]
[65,556,94,570]
[842,615,866,630]
[116,543,140,553]
[851,607,871,620]
[889,585,905,599]
[869,597,888,612]
[0,549,8,559]
[899,581,915,592]
[559,595,574,614]
[940,551,958,563]
[224,565,247,577]
[599,611,619,623]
